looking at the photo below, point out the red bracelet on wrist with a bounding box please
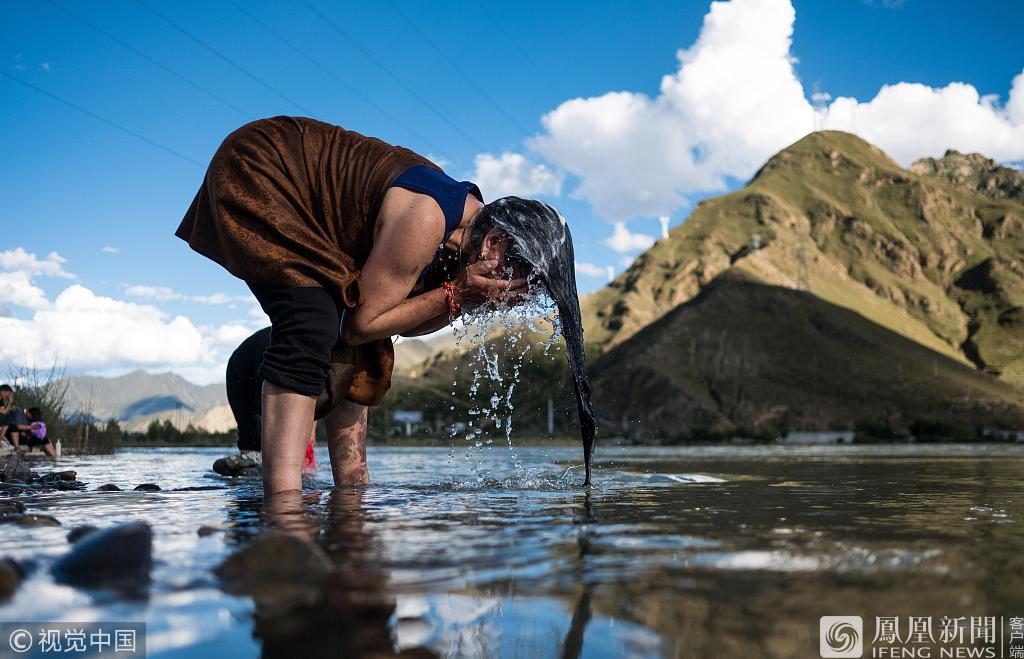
[442,281,460,318]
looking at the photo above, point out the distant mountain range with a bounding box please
[61,333,455,432]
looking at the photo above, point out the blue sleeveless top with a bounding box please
[390,165,483,242]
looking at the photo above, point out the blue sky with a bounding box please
[2,0,1023,382]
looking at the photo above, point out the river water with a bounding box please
[1,443,1023,658]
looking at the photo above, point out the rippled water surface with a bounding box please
[2,443,1024,658]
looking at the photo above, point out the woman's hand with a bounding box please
[451,259,529,309]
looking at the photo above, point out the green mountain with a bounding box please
[584,131,1024,386]
[394,131,1024,437]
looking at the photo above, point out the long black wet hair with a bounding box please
[465,196,598,484]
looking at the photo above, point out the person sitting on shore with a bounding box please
[0,384,24,448]
[9,407,56,458]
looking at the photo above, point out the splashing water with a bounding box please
[486,198,596,485]
[448,273,557,482]
[449,196,597,485]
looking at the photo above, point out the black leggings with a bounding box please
[225,327,270,452]
[247,284,344,398]
[230,285,344,451]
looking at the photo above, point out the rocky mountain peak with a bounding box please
[911,150,1024,201]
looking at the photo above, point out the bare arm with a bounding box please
[343,196,449,345]
[400,309,459,337]
[344,190,528,346]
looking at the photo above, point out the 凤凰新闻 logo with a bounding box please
[821,616,864,658]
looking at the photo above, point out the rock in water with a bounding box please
[212,451,263,478]
[96,483,121,492]
[0,559,26,600]
[18,514,60,527]
[67,525,99,543]
[216,531,332,599]
[0,502,25,523]
[0,501,25,515]
[51,522,152,587]
[133,483,161,492]
[3,459,32,484]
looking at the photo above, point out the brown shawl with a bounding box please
[175,116,437,410]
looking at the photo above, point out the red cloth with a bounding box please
[303,438,317,471]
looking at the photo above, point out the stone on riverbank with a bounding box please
[52,522,152,588]
[133,483,161,492]
[2,459,32,483]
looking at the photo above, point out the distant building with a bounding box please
[780,431,855,445]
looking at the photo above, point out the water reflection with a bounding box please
[560,493,596,659]
[222,488,437,657]
[1,445,1023,657]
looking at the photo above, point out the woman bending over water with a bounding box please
[176,116,566,494]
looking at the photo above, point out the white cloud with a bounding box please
[101,246,120,254]
[0,248,267,381]
[604,222,656,253]
[212,323,258,348]
[818,76,1024,165]
[0,285,211,371]
[426,153,452,170]
[528,0,1024,224]
[574,261,607,278]
[471,152,563,200]
[124,284,250,306]
[125,284,181,301]
[0,247,74,279]
[0,271,49,310]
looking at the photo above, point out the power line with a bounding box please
[302,1,488,152]
[46,0,252,120]
[384,0,532,136]
[226,1,441,154]
[135,0,314,115]
[472,0,568,100]
[0,70,202,167]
